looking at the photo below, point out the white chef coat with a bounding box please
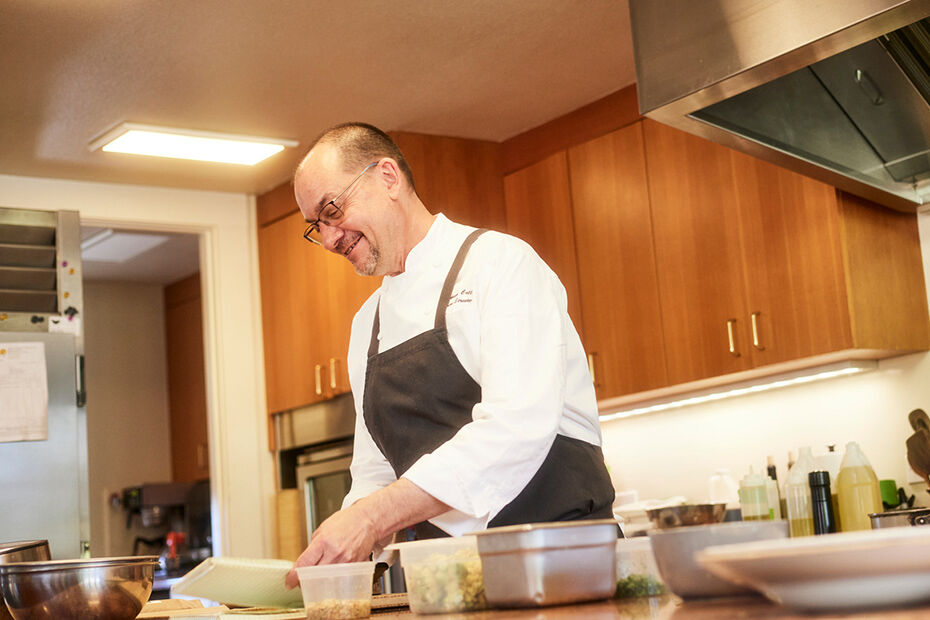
[341,213,602,536]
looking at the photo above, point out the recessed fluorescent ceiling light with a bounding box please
[599,360,878,423]
[81,229,170,263]
[88,123,298,165]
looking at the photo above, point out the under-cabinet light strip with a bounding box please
[599,361,877,423]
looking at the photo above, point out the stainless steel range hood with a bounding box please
[629,0,930,212]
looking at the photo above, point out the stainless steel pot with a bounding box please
[0,541,51,620]
[869,507,930,529]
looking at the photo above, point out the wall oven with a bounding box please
[275,393,404,592]
[295,439,353,540]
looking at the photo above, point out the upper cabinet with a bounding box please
[643,119,755,383]
[567,123,668,398]
[503,151,584,333]
[256,94,930,417]
[390,132,506,231]
[642,119,930,386]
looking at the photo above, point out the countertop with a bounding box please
[371,595,930,619]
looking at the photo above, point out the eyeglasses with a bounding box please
[303,162,378,245]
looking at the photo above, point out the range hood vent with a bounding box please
[0,207,83,340]
[630,0,930,212]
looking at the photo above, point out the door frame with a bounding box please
[0,173,274,558]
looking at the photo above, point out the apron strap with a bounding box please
[434,228,486,330]
[367,228,487,358]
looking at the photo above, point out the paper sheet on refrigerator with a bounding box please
[0,342,49,442]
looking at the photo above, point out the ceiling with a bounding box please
[80,227,200,284]
[0,1,636,197]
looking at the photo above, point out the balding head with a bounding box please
[296,122,415,192]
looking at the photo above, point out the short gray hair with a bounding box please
[299,122,415,191]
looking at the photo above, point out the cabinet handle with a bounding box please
[197,443,207,471]
[587,352,598,387]
[750,312,765,351]
[726,319,740,357]
[314,364,323,396]
[329,358,338,390]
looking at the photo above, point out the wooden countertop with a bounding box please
[372,595,930,619]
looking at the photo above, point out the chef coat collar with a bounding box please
[383,213,451,290]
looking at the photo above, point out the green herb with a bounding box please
[614,573,667,598]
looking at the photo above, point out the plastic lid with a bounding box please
[295,561,376,579]
[740,466,766,487]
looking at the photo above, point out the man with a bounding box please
[285,122,614,586]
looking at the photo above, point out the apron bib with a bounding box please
[362,229,615,538]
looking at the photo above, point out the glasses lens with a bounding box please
[304,225,323,245]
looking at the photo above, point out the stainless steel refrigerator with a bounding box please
[0,208,87,559]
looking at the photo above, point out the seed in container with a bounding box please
[304,598,371,619]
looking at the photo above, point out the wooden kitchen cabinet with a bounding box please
[391,132,506,231]
[503,151,585,333]
[257,209,371,415]
[644,119,753,384]
[567,122,669,398]
[643,119,930,385]
[164,273,209,482]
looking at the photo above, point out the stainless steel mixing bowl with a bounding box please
[0,556,158,620]
[0,541,51,620]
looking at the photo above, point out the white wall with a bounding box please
[84,282,175,557]
[0,174,273,558]
[601,208,930,504]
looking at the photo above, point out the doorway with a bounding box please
[81,227,211,574]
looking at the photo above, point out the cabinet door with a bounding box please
[568,122,668,398]
[729,150,853,365]
[324,254,381,395]
[164,274,209,482]
[503,151,585,332]
[258,211,333,414]
[643,119,753,384]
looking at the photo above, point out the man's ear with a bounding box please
[376,158,404,200]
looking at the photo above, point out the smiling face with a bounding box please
[294,143,406,276]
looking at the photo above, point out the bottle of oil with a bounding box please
[784,446,816,537]
[836,441,882,531]
[738,467,770,521]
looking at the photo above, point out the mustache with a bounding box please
[335,232,363,255]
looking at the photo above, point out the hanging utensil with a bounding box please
[905,408,930,492]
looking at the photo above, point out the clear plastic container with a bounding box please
[296,561,376,620]
[386,536,486,614]
[614,537,666,598]
[785,446,817,537]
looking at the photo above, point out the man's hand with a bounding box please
[284,478,451,588]
[284,503,378,588]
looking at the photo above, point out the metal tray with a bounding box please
[473,519,618,607]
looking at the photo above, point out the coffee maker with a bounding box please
[121,480,212,577]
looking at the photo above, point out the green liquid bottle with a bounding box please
[837,442,881,532]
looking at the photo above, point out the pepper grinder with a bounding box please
[809,470,837,534]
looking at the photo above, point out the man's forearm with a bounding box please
[352,477,451,540]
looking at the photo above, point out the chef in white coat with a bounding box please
[286,122,614,586]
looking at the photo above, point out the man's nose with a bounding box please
[320,223,344,252]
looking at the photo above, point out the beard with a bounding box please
[355,244,380,276]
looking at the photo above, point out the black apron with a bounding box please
[362,229,616,539]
